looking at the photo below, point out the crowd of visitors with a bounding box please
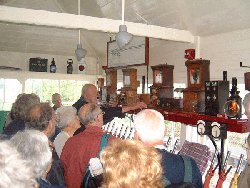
[3,83,248,188]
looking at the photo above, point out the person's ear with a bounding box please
[134,132,139,140]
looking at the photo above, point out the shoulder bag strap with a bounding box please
[97,133,111,158]
[181,155,193,183]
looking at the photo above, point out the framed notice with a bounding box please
[107,37,149,68]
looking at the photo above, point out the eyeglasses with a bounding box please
[99,111,105,115]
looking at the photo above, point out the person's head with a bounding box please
[56,106,80,130]
[0,140,37,188]
[78,103,103,127]
[52,93,62,108]
[134,109,165,146]
[100,139,163,188]
[243,93,250,118]
[10,93,40,121]
[25,103,56,138]
[10,130,52,180]
[81,84,98,104]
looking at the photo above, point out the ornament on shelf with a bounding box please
[50,58,56,73]
[78,58,87,74]
[185,49,195,60]
[67,59,73,74]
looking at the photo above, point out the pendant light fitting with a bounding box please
[116,0,133,49]
[75,0,87,61]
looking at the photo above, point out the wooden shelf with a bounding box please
[162,111,249,133]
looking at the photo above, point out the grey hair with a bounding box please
[82,84,95,96]
[10,93,40,121]
[56,106,77,129]
[79,103,101,126]
[52,93,61,104]
[0,140,37,188]
[10,130,52,179]
[243,93,250,108]
[134,109,165,143]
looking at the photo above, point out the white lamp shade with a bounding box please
[116,25,133,49]
[75,44,87,61]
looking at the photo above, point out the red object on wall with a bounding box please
[185,49,195,60]
[79,65,85,71]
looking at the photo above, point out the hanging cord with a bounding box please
[122,0,125,25]
[78,0,81,44]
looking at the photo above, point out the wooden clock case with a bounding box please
[105,68,117,102]
[119,68,139,105]
[183,59,210,113]
[150,64,181,109]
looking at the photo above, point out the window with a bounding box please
[0,79,22,110]
[25,79,88,106]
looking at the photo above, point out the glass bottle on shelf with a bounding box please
[50,58,56,73]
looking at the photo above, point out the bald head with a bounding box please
[81,84,98,104]
[78,103,103,127]
[134,109,165,146]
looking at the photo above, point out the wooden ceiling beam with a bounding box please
[0,5,194,43]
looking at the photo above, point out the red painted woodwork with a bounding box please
[162,111,249,133]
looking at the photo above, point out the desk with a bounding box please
[162,111,249,133]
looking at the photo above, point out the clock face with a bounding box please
[211,122,221,139]
[197,120,206,135]
[124,75,131,86]
[106,74,111,86]
[189,68,200,84]
[154,70,162,84]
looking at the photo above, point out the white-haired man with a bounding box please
[52,93,62,111]
[61,103,116,188]
[10,130,63,187]
[0,140,37,188]
[134,109,202,188]
[54,106,81,157]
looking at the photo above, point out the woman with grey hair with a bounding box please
[54,106,81,157]
[0,140,37,188]
[10,130,65,187]
[3,93,40,137]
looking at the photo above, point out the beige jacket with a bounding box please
[238,164,250,188]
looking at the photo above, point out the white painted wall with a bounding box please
[0,51,99,75]
[200,28,250,84]
[0,28,250,93]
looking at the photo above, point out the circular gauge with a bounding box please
[197,120,206,135]
[211,122,221,139]
[224,100,239,117]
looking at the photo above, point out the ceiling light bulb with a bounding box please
[116,25,133,49]
[75,43,87,61]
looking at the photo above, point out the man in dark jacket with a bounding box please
[133,109,202,188]
[73,84,147,134]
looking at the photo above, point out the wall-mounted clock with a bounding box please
[119,68,139,105]
[185,59,210,90]
[151,64,174,88]
[122,68,138,88]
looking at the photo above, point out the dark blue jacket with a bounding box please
[158,149,202,188]
[72,97,124,125]
[40,178,66,188]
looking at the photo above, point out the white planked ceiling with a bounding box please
[0,0,250,61]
